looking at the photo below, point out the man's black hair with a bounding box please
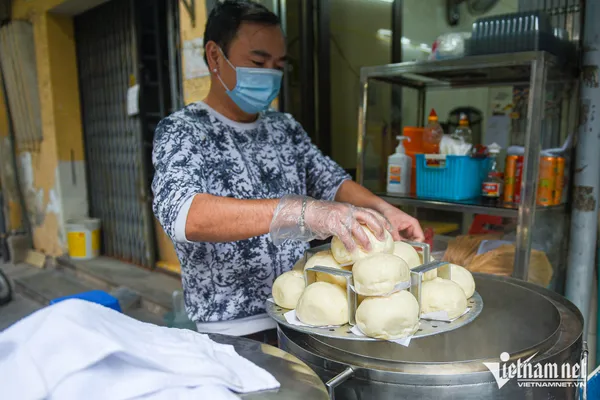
[203,0,281,65]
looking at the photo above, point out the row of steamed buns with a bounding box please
[272,226,476,340]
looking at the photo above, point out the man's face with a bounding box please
[213,22,286,94]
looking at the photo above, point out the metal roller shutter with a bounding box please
[75,0,155,268]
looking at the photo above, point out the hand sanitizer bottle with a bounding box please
[387,136,411,194]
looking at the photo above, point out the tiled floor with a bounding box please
[0,292,43,331]
[0,256,187,330]
[57,256,182,311]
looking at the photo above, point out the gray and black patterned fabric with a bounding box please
[152,103,350,323]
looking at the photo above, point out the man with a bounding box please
[152,0,423,341]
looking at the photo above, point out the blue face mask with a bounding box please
[217,49,283,114]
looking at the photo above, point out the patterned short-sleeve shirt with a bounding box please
[152,102,351,323]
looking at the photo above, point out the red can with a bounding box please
[513,156,524,203]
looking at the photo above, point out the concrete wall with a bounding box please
[0,0,209,269]
[180,0,210,104]
[0,78,22,231]
[0,1,88,256]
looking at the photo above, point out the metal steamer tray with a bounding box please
[266,241,484,342]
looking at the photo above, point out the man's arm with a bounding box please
[152,116,281,243]
[294,120,421,240]
[335,180,396,214]
[184,194,278,242]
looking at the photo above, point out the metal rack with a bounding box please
[356,51,579,281]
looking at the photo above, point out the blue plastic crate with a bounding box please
[416,154,490,201]
[49,290,122,313]
[588,365,600,399]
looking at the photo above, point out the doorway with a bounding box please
[75,0,180,268]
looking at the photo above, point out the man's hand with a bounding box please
[335,180,425,242]
[377,203,425,242]
[269,195,390,252]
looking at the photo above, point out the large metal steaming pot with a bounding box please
[277,274,585,400]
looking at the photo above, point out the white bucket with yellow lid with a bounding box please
[66,218,101,260]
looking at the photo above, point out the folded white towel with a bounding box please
[0,299,280,400]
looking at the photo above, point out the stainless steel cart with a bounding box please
[278,273,586,400]
[210,333,329,399]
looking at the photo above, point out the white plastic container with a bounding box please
[66,218,101,260]
[387,136,412,194]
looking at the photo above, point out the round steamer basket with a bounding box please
[267,291,482,341]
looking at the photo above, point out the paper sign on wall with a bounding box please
[183,38,210,80]
[127,84,140,116]
[484,115,510,149]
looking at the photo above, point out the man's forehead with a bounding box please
[232,23,285,57]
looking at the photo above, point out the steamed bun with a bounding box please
[296,282,348,326]
[272,270,305,309]
[393,241,420,267]
[446,263,476,298]
[331,225,393,264]
[355,290,420,339]
[304,250,350,288]
[352,253,410,296]
[420,277,468,319]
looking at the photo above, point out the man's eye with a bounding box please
[252,61,265,67]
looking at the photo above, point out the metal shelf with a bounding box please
[360,51,577,89]
[357,51,579,281]
[377,193,565,218]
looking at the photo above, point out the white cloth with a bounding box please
[0,299,280,400]
[507,132,573,157]
[439,135,472,156]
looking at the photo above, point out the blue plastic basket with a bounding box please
[416,154,490,201]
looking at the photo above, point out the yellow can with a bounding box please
[504,155,518,203]
[553,157,565,205]
[537,157,556,206]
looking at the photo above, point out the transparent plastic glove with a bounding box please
[269,195,392,253]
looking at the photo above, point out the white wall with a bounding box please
[328,0,519,171]
[330,0,394,169]
[405,0,518,130]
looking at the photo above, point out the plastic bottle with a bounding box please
[481,143,503,203]
[451,112,473,145]
[422,109,444,154]
[387,136,412,194]
[402,127,423,194]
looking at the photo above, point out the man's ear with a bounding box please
[205,41,221,74]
